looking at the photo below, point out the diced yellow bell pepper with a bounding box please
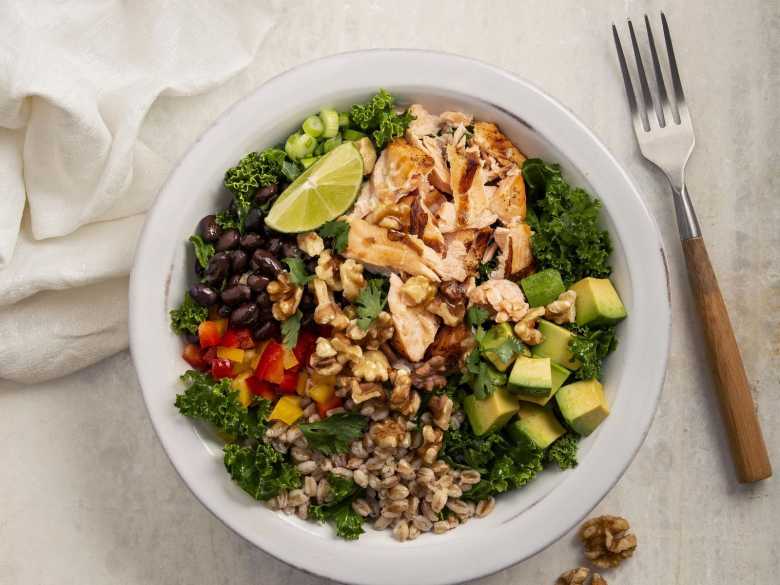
[269,395,303,425]
[308,383,335,404]
[233,349,256,374]
[310,371,337,387]
[214,319,229,337]
[282,346,299,370]
[296,372,308,396]
[217,346,245,363]
[251,341,270,370]
[231,373,253,407]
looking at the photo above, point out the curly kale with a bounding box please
[309,473,365,540]
[223,442,301,501]
[223,148,289,229]
[545,433,580,470]
[567,324,618,381]
[170,292,208,335]
[174,370,270,440]
[350,89,414,148]
[523,159,612,286]
[189,235,214,269]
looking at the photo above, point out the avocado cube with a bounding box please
[520,363,571,406]
[463,387,520,436]
[555,379,610,436]
[508,403,566,449]
[531,320,580,370]
[508,356,552,398]
[521,269,565,307]
[570,277,627,326]
[481,323,524,372]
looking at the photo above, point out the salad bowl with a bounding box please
[129,50,670,585]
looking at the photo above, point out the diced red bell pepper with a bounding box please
[201,346,217,366]
[246,377,276,401]
[316,395,343,418]
[211,357,234,379]
[182,343,205,369]
[219,330,240,348]
[235,328,255,349]
[255,341,284,384]
[293,330,318,366]
[278,370,299,394]
[198,320,223,348]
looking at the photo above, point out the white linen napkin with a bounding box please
[0,0,275,383]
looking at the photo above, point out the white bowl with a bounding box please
[129,50,670,585]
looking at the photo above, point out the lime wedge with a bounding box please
[265,142,363,233]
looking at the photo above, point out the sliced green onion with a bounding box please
[322,134,342,154]
[302,115,324,138]
[298,133,317,157]
[313,142,325,156]
[338,112,350,127]
[281,160,302,181]
[300,156,320,169]
[285,133,317,160]
[320,109,339,138]
[342,129,367,141]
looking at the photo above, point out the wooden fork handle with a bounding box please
[682,236,772,483]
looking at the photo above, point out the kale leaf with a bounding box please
[567,324,618,381]
[318,220,350,254]
[223,148,289,229]
[299,413,368,456]
[545,432,580,470]
[189,235,215,269]
[281,310,302,349]
[282,257,313,286]
[309,473,364,540]
[223,442,301,501]
[215,209,241,231]
[523,159,612,286]
[170,292,208,335]
[355,277,389,330]
[349,89,414,148]
[174,370,269,440]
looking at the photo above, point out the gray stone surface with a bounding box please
[1,1,778,583]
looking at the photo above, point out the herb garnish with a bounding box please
[355,278,389,330]
[318,220,350,254]
[299,413,368,456]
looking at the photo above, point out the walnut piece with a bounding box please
[388,369,420,416]
[339,259,365,302]
[426,296,465,326]
[267,272,303,321]
[309,334,363,376]
[546,290,577,324]
[346,378,384,404]
[315,250,342,291]
[417,424,444,464]
[428,394,454,431]
[580,515,637,569]
[346,311,394,350]
[369,418,407,449]
[400,275,437,307]
[556,567,606,585]
[296,232,324,257]
[352,350,390,383]
[467,278,529,323]
[410,355,448,391]
[311,278,349,330]
[514,306,545,345]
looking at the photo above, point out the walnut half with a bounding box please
[556,567,607,585]
[579,515,637,569]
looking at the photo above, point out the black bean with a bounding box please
[217,304,233,317]
[183,332,200,345]
[250,249,283,277]
[194,258,204,277]
[282,242,301,259]
[252,320,280,341]
[266,238,283,256]
[198,214,222,243]
[216,229,240,252]
[301,312,314,328]
[255,183,278,204]
[244,208,265,233]
[189,283,219,306]
[231,249,248,273]
[300,291,316,311]
[305,257,318,274]
[203,252,231,285]
[230,302,259,327]
[257,305,275,322]
[225,274,241,288]
[240,233,264,250]
[255,291,272,308]
[221,284,252,306]
[247,273,270,292]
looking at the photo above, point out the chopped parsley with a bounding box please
[318,220,350,254]
[299,413,368,456]
[189,235,214,269]
[281,310,302,348]
[355,277,389,330]
[282,257,313,286]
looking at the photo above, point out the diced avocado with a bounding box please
[508,356,552,398]
[481,323,524,372]
[521,363,571,406]
[555,379,610,436]
[508,403,566,449]
[570,277,627,326]
[521,269,565,307]
[463,387,520,436]
[531,320,580,370]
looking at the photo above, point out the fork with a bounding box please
[612,14,771,483]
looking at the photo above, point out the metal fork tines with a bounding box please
[612,13,700,239]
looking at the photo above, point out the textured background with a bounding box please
[1,1,778,584]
